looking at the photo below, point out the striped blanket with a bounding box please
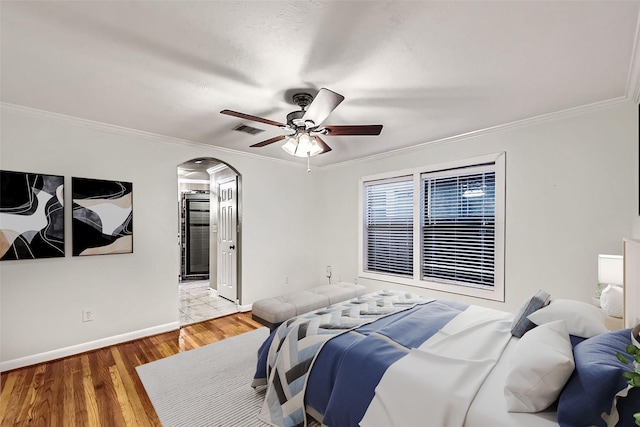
[255,290,432,427]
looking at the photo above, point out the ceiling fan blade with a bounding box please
[220,110,286,128]
[302,88,345,127]
[324,125,383,136]
[314,136,332,154]
[249,135,287,148]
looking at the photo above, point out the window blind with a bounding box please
[364,178,413,277]
[422,169,495,287]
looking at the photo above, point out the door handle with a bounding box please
[229,245,235,250]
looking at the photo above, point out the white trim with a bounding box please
[325,97,630,170]
[413,173,422,281]
[493,152,506,302]
[359,153,506,302]
[239,303,253,313]
[0,321,179,372]
[0,102,306,169]
[358,152,504,185]
[2,97,634,172]
[206,163,229,175]
[178,178,210,184]
[626,7,640,103]
[358,179,365,276]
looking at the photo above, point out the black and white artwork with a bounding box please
[72,177,133,256]
[0,170,65,260]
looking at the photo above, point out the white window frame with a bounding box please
[359,152,505,302]
[362,176,415,278]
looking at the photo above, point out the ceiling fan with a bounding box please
[220,88,383,158]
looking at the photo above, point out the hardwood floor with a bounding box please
[0,312,262,427]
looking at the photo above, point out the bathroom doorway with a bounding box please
[177,158,241,325]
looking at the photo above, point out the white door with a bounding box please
[217,178,238,302]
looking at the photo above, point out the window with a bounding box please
[363,177,413,277]
[360,153,505,301]
[422,165,495,288]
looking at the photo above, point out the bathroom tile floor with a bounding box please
[179,279,238,326]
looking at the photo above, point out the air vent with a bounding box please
[233,124,265,135]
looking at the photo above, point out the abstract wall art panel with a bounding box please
[0,170,65,260]
[72,177,133,256]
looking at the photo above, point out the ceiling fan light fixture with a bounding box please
[282,132,323,157]
[281,136,298,156]
[298,133,322,157]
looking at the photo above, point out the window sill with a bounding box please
[359,271,504,302]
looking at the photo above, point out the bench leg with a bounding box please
[252,313,280,332]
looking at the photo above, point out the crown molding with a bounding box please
[206,163,229,175]
[324,96,632,171]
[628,6,640,104]
[1,93,634,173]
[178,178,210,184]
[0,102,306,169]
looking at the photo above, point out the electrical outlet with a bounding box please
[82,309,94,322]
[326,265,332,278]
[285,276,289,284]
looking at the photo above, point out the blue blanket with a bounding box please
[253,293,469,427]
[308,299,468,426]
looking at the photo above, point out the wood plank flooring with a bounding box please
[0,312,262,427]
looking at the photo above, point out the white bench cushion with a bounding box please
[252,282,367,326]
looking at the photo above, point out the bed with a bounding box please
[252,289,640,427]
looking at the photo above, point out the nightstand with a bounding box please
[604,314,624,331]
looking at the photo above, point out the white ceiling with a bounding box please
[2,1,640,167]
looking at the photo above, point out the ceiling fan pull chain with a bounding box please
[307,152,311,173]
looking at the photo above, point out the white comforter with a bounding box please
[360,305,513,427]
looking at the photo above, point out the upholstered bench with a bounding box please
[252,282,368,330]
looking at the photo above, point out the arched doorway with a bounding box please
[177,158,241,326]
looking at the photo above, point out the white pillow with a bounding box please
[504,320,575,412]
[527,299,607,338]
[600,284,623,318]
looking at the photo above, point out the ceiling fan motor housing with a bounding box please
[286,110,305,127]
[291,92,314,109]
[289,93,315,128]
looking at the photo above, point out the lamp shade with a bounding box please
[281,133,323,157]
[297,133,321,157]
[281,137,298,156]
[597,254,623,286]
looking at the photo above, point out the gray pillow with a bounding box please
[511,290,551,338]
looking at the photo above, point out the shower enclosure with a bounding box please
[181,192,210,279]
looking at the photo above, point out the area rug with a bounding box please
[137,327,272,427]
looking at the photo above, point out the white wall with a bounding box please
[1,100,637,369]
[0,105,316,368]
[312,101,638,313]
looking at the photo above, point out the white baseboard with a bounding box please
[0,321,180,372]
[239,303,252,312]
